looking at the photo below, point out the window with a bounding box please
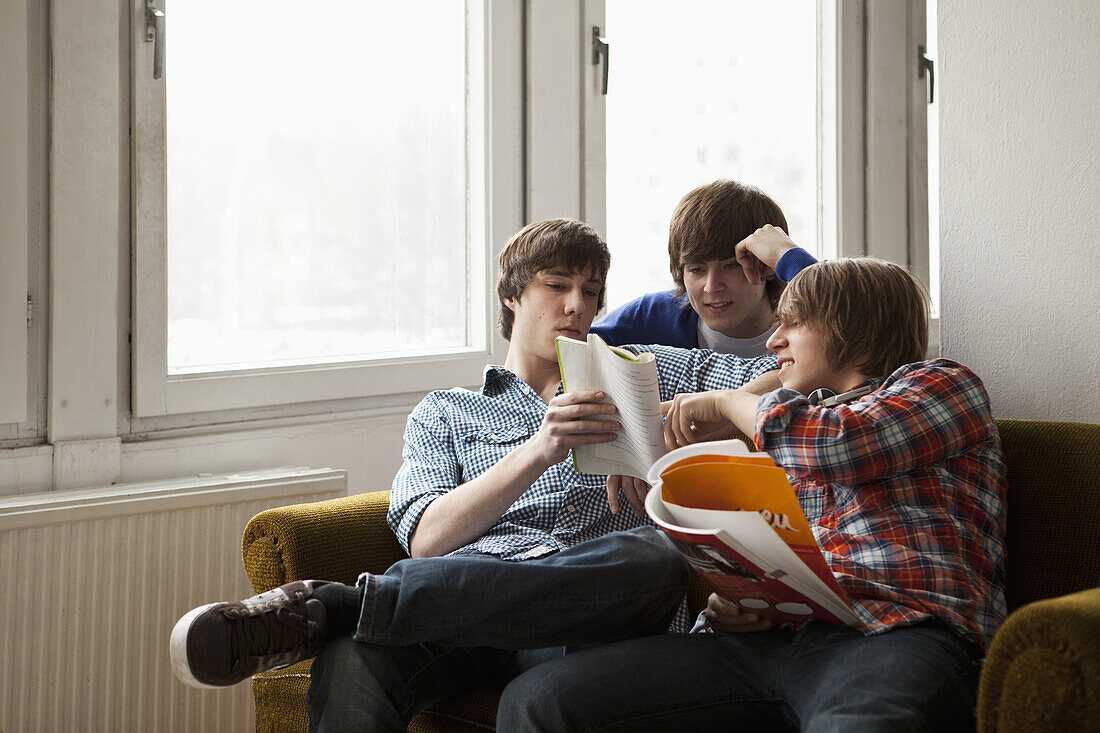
[0,11,29,424]
[132,0,522,416]
[604,0,822,307]
[592,1,930,314]
[0,0,46,442]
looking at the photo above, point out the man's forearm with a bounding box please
[408,390,619,557]
[720,389,763,441]
[739,369,781,396]
[407,441,550,558]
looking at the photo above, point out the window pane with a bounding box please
[604,0,819,308]
[167,1,468,373]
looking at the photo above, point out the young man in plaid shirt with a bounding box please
[169,218,788,729]
[498,226,1007,732]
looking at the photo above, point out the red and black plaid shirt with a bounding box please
[755,359,1007,650]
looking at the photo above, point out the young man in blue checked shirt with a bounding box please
[170,218,790,731]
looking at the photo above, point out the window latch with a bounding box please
[591,26,609,95]
[145,0,165,80]
[918,44,934,104]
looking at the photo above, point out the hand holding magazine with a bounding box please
[555,334,857,628]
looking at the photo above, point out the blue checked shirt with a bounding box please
[389,345,778,560]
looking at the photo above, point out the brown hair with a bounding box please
[496,219,610,340]
[776,258,930,378]
[668,179,789,308]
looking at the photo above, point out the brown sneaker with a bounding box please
[170,580,328,688]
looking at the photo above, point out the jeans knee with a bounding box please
[310,636,363,687]
[497,667,575,732]
[307,637,407,731]
[308,637,365,712]
[628,526,689,586]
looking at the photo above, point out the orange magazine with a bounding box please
[645,440,858,628]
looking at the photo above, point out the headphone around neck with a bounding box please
[807,384,877,407]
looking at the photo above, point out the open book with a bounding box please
[644,439,859,627]
[555,334,665,479]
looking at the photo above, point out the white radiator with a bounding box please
[0,467,347,733]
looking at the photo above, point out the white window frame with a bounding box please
[0,0,30,427]
[130,0,522,417]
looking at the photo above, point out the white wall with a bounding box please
[938,1,1100,422]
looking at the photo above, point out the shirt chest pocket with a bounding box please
[457,424,533,481]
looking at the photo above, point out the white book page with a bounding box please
[556,334,664,478]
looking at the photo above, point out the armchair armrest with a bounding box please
[977,586,1100,733]
[242,490,408,593]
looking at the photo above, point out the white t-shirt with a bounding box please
[696,320,776,359]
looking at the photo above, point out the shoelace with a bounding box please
[224,591,320,672]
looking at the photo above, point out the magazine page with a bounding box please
[645,438,755,481]
[556,334,664,478]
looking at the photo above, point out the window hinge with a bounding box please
[918,45,935,104]
[591,26,609,95]
[26,293,33,328]
[145,0,165,80]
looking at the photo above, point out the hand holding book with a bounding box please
[525,389,621,468]
[609,387,766,517]
[662,391,746,445]
[554,334,666,479]
[605,473,650,517]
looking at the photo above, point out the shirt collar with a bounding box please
[846,376,884,401]
[480,365,514,396]
[480,364,564,401]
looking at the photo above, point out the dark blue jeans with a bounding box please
[497,620,982,732]
[306,527,687,732]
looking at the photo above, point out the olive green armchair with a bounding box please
[242,419,1100,732]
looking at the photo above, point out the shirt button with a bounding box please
[566,504,576,512]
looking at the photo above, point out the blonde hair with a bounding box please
[496,219,610,340]
[777,258,929,377]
